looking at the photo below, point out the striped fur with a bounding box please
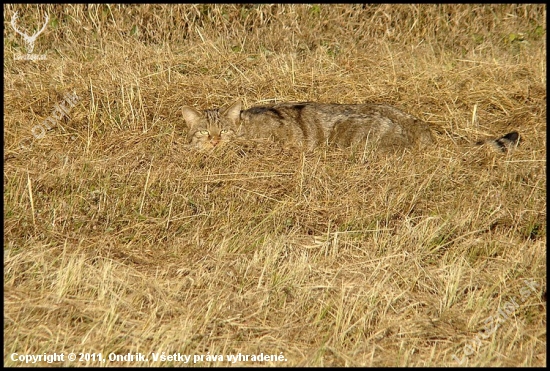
[182,100,520,152]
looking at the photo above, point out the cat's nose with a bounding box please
[210,136,220,146]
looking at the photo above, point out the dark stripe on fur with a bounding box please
[294,104,309,141]
[247,106,284,120]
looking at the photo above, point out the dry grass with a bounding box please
[3,4,546,366]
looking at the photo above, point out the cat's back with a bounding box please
[240,102,434,149]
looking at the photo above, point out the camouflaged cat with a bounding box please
[181,100,519,152]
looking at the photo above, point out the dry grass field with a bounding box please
[3,4,546,366]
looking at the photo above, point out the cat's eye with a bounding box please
[199,130,209,135]
[220,129,231,134]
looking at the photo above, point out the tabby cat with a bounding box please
[181,100,519,152]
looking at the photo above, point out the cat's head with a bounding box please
[182,100,242,150]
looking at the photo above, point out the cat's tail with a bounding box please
[477,131,520,152]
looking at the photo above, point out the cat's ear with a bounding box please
[222,100,242,125]
[181,106,203,129]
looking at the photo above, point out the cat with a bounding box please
[181,100,519,152]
